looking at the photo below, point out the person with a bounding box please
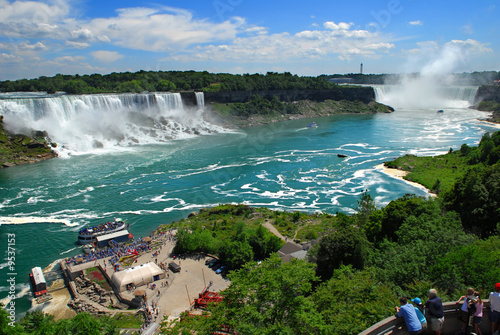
[411,297,427,333]
[490,283,500,335]
[396,297,423,335]
[472,291,483,335]
[457,287,476,331]
[425,289,444,335]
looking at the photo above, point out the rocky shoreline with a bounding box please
[0,115,58,168]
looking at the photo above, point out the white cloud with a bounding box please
[0,52,21,63]
[70,28,94,41]
[17,41,47,51]
[54,55,85,63]
[66,41,90,49]
[164,22,394,64]
[445,39,492,54]
[91,50,124,62]
[86,6,246,52]
[0,0,69,23]
[324,21,351,31]
[409,20,423,26]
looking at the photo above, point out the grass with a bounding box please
[110,312,144,329]
[384,151,472,194]
[157,204,340,243]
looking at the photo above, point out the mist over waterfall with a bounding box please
[373,84,479,109]
[373,42,481,110]
[0,92,224,155]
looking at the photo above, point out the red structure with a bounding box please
[194,290,223,309]
[29,267,47,297]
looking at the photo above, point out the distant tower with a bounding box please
[360,63,363,74]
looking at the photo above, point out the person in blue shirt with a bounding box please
[411,297,428,333]
[396,297,423,335]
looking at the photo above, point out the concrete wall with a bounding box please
[359,301,492,335]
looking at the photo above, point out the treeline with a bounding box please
[0,310,119,335]
[0,71,338,95]
[385,131,500,238]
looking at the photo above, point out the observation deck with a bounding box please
[360,300,492,335]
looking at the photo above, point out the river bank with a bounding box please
[375,164,437,198]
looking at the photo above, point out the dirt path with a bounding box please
[263,221,287,241]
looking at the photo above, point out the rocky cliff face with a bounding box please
[202,86,375,104]
[474,85,500,103]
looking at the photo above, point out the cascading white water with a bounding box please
[195,92,205,110]
[372,84,479,110]
[0,92,223,155]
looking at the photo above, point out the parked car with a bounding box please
[209,260,220,269]
[205,258,217,267]
[216,266,227,274]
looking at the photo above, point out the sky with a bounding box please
[0,0,498,80]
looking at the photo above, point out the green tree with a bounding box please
[313,266,396,335]
[356,190,376,227]
[63,79,88,94]
[445,164,500,237]
[156,80,176,92]
[312,225,369,280]
[19,311,55,334]
[185,254,325,335]
[368,211,472,286]
[431,237,500,292]
[0,304,27,334]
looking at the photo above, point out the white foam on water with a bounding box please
[0,283,30,307]
[59,247,77,255]
[0,92,226,156]
[0,216,77,226]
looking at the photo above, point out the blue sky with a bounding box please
[0,0,498,80]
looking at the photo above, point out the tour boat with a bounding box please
[306,122,318,128]
[77,218,129,245]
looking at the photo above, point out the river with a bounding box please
[0,87,498,318]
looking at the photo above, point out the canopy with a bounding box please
[111,262,165,292]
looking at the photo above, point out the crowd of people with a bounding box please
[78,220,126,235]
[66,237,154,267]
[395,283,500,335]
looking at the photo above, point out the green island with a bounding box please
[0,116,57,168]
[2,132,500,334]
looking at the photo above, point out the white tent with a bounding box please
[111,262,165,292]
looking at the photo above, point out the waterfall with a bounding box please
[0,92,223,155]
[195,92,205,110]
[372,84,479,110]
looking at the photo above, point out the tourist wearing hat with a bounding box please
[396,297,423,335]
[411,297,427,333]
[490,283,500,335]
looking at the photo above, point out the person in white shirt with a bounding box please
[489,283,500,335]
